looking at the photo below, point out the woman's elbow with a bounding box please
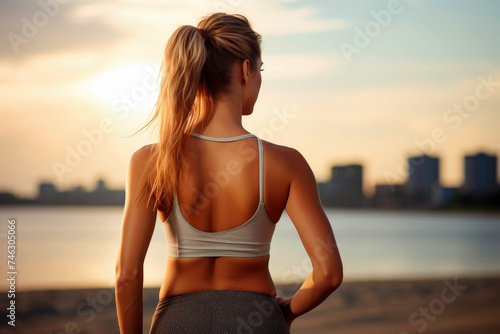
[323,267,343,290]
[329,270,343,289]
[318,259,343,290]
[115,263,143,286]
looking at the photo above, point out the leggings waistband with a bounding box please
[149,289,290,334]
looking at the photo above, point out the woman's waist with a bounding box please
[160,256,276,299]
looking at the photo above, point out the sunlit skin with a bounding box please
[115,57,343,333]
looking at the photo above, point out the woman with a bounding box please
[115,12,343,333]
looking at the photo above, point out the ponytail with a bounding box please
[132,13,262,215]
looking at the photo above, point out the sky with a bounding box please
[1,0,499,198]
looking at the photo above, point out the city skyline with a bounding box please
[1,0,500,199]
[2,150,497,210]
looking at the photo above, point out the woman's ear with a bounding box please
[241,59,251,84]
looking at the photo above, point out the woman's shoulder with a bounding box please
[261,139,310,171]
[133,143,157,157]
[132,140,309,172]
[127,144,157,171]
[261,139,306,158]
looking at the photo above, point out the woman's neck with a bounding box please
[198,99,248,136]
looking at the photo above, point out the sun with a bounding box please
[84,62,160,111]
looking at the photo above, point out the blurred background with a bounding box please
[1,0,499,333]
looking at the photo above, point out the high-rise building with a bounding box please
[463,152,498,197]
[330,165,363,198]
[406,154,440,193]
[318,164,363,207]
[405,154,439,205]
[38,182,57,202]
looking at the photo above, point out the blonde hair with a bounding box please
[133,12,262,213]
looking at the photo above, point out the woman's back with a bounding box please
[157,132,294,300]
[115,13,342,333]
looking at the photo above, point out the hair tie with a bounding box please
[197,28,205,38]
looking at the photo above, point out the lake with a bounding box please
[1,206,499,291]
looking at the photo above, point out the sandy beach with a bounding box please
[4,276,499,333]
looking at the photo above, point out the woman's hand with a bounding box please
[275,296,295,329]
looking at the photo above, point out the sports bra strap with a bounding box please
[190,132,257,142]
[257,137,263,203]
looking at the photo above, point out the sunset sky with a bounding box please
[1,0,499,198]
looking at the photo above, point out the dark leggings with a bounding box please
[149,290,290,334]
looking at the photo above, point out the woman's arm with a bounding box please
[115,146,157,333]
[278,148,344,328]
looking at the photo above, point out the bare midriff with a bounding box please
[158,255,277,301]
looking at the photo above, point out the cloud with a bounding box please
[0,0,349,84]
[0,0,347,65]
[0,0,129,62]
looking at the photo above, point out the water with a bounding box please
[1,206,499,291]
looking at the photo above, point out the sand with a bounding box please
[3,276,499,333]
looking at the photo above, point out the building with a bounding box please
[463,152,498,197]
[431,185,459,207]
[372,183,406,209]
[38,182,58,203]
[91,178,125,205]
[406,154,440,193]
[34,179,125,205]
[318,164,364,207]
[405,154,439,205]
[95,179,107,192]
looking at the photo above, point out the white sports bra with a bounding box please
[163,132,276,257]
